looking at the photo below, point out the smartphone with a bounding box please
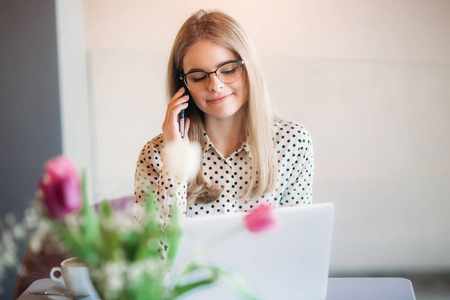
[179,88,189,138]
[179,109,185,138]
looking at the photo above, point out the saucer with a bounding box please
[45,283,100,299]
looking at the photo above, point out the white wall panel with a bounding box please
[82,0,450,273]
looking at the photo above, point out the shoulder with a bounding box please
[138,134,165,159]
[272,119,313,147]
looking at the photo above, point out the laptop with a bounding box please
[171,203,335,300]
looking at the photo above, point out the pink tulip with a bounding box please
[39,155,82,219]
[243,204,278,233]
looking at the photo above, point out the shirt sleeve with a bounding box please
[134,138,187,227]
[282,125,314,206]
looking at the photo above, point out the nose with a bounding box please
[208,73,224,91]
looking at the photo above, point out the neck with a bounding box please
[204,112,245,158]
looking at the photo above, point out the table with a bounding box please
[326,278,416,300]
[18,277,416,300]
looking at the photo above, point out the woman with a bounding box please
[134,10,314,225]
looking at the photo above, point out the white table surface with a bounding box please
[326,277,416,300]
[18,277,416,300]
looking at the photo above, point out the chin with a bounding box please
[211,108,242,120]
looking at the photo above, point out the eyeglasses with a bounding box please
[180,60,245,92]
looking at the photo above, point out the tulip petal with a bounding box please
[243,204,278,233]
[38,155,82,219]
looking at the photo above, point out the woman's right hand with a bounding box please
[162,87,191,144]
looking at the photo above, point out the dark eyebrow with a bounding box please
[185,60,237,74]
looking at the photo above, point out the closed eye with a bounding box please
[189,74,207,82]
[220,67,238,75]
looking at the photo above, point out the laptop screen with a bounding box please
[171,203,335,300]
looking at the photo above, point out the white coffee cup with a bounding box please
[50,257,97,297]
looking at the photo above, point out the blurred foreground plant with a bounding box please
[1,150,274,299]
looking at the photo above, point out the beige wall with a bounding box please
[83,0,450,63]
[80,0,450,274]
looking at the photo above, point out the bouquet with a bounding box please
[1,148,278,299]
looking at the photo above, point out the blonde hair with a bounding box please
[167,10,277,205]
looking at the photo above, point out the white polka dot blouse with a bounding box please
[134,119,314,225]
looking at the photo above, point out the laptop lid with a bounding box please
[172,203,335,300]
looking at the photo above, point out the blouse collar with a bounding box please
[202,131,251,159]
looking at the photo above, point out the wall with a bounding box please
[55,0,91,187]
[81,0,450,274]
[0,0,62,297]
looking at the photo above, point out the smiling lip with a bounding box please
[207,93,233,104]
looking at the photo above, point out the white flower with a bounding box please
[0,231,18,267]
[24,203,40,230]
[127,263,144,283]
[127,259,161,282]
[5,213,16,227]
[91,262,126,300]
[1,230,14,248]
[1,250,17,266]
[100,261,126,294]
[162,141,201,181]
[101,205,135,232]
[12,224,25,239]
[29,220,52,252]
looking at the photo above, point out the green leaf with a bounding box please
[79,171,100,244]
[172,263,260,300]
[121,231,143,261]
[98,199,113,219]
[220,268,261,300]
[171,263,219,298]
[165,204,183,267]
[99,222,121,260]
[143,194,160,233]
[127,269,166,300]
[94,199,123,261]
[177,261,199,278]
[171,277,218,299]
[132,193,171,262]
[133,235,162,261]
[52,220,99,263]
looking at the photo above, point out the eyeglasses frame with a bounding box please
[179,60,245,91]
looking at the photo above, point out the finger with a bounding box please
[167,97,189,122]
[169,102,189,122]
[170,87,186,103]
[168,95,189,109]
[165,94,189,122]
[163,101,189,132]
[169,94,189,109]
[163,88,189,135]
